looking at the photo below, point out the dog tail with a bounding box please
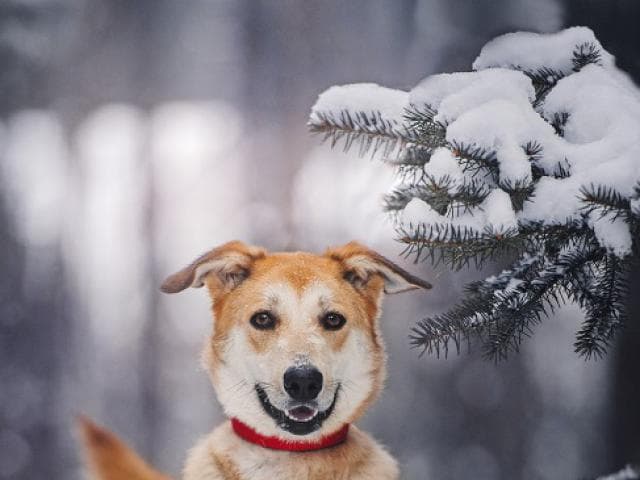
[78,416,171,480]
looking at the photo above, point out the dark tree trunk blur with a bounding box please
[565,0,640,469]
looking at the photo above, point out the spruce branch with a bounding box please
[384,175,490,216]
[310,28,638,362]
[449,141,500,182]
[550,158,571,179]
[573,253,629,359]
[514,41,602,108]
[499,178,536,212]
[550,111,570,137]
[384,185,424,213]
[411,241,607,361]
[409,293,494,358]
[386,144,433,168]
[524,140,543,163]
[397,223,524,271]
[572,42,603,71]
[398,219,592,270]
[518,41,603,107]
[309,104,447,159]
[408,253,546,359]
[521,220,594,257]
[526,142,571,181]
[309,109,412,157]
[403,104,448,146]
[580,183,632,221]
[521,66,566,107]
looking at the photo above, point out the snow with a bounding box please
[402,197,484,232]
[402,198,451,227]
[310,27,640,258]
[520,177,581,224]
[519,64,640,254]
[595,465,640,480]
[410,69,535,125]
[423,147,465,181]
[445,98,558,184]
[309,83,409,126]
[482,190,517,231]
[473,26,614,75]
[589,212,633,257]
[497,278,525,297]
[541,66,640,199]
[410,69,562,184]
[401,189,516,234]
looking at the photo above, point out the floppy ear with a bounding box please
[325,241,432,294]
[160,241,266,295]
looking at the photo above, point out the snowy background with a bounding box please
[0,1,639,479]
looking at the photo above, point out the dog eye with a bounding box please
[320,312,346,331]
[250,311,276,330]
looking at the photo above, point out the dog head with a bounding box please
[161,241,430,441]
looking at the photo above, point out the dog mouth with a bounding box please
[286,405,318,422]
[255,384,340,436]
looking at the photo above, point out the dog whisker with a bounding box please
[335,380,356,394]
[256,381,279,394]
[224,379,249,394]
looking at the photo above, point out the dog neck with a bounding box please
[230,418,350,452]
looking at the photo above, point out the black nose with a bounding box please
[283,366,323,401]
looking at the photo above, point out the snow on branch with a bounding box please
[308,26,640,361]
[472,27,614,75]
[594,465,640,480]
[309,83,446,157]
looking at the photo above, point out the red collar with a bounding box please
[231,418,349,452]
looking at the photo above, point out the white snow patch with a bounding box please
[310,83,409,126]
[481,190,517,231]
[520,65,640,230]
[446,98,559,183]
[595,465,640,480]
[402,197,446,226]
[401,189,516,234]
[410,69,535,125]
[520,177,582,224]
[401,197,485,232]
[473,26,614,75]
[423,147,465,181]
[589,212,633,257]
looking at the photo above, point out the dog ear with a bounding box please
[326,241,432,294]
[160,241,266,295]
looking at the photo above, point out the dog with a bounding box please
[80,240,431,479]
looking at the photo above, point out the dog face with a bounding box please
[162,241,430,440]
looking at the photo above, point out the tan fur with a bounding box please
[80,241,430,480]
[78,416,170,480]
[209,252,382,358]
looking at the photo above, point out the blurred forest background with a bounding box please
[0,1,639,479]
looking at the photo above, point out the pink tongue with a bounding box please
[289,406,315,421]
